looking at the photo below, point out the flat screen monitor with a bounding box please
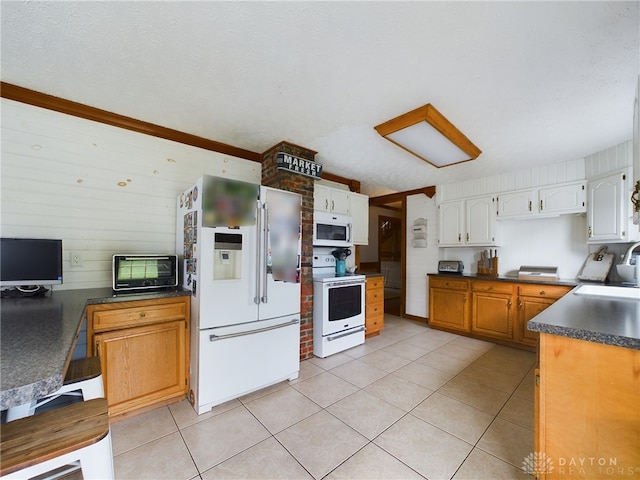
[0,238,63,287]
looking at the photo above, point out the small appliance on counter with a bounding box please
[519,266,559,283]
[438,260,464,274]
[112,254,178,292]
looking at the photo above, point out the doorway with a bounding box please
[378,215,402,316]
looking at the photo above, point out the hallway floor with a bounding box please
[108,316,535,479]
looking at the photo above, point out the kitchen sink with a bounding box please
[573,284,640,300]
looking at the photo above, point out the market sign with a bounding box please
[276,153,323,179]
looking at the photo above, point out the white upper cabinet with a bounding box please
[439,196,499,247]
[439,201,465,246]
[349,192,369,245]
[314,184,369,245]
[587,169,639,243]
[539,181,586,215]
[314,185,350,215]
[497,181,586,219]
[497,190,537,218]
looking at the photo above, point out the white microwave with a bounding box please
[313,212,353,247]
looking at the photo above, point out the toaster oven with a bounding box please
[112,254,178,291]
[438,260,464,274]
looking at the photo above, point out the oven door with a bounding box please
[320,280,365,335]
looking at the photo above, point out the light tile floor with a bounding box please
[106,316,536,479]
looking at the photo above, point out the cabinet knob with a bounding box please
[139,312,146,318]
[539,290,546,296]
[518,300,523,309]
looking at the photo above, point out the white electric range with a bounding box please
[312,253,366,357]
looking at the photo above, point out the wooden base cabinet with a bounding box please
[86,296,190,417]
[428,275,572,350]
[516,285,572,347]
[471,281,514,340]
[365,275,384,338]
[428,277,470,332]
[536,334,640,479]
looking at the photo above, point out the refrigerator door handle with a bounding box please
[254,200,261,305]
[209,318,300,341]
[261,203,269,303]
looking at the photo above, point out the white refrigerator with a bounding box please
[177,176,302,414]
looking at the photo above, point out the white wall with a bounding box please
[1,99,261,290]
[405,193,439,318]
[443,215,588,279]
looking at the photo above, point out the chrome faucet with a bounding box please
[620,241,640,265]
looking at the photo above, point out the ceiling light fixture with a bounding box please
[374,103,481,168]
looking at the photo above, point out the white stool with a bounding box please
[0,398,114,480]
[6,356,103,421]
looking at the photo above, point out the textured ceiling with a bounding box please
[1,1,639,197]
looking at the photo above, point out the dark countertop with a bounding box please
[0,287,190,410]
[427,272,579,287]
[528,286,640,350]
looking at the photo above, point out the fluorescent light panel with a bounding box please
[374,104,481,168]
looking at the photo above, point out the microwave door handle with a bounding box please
[254,200,261,305]
[261,203,269,303]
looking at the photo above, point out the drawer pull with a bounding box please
[539,290,546,295]
[139,312,146,318]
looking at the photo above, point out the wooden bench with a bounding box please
[1,398,113,479]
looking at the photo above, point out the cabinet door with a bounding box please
[497,190,537,218]
[438,201,464,246]
[516,297,554,347]
[466,196,496,245]
[539,182,586,215]
[429,288,469,332]
[94,320,187,417]
[330,189,350,215]
[314,185,331,212]
[587,172,625,242]
[471,292,513,339]
[350,192,369,245]
[538,334,640,478]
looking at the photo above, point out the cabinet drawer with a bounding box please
[366,301,384,317]
[471,281,513,294]
[430,277,468,291]
[366,276,384,290]
[518,284,571,299]
[366,312,384,332]
[90,299,188,332]
[366,288,383,303]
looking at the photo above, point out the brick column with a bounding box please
[262,141,317,360]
